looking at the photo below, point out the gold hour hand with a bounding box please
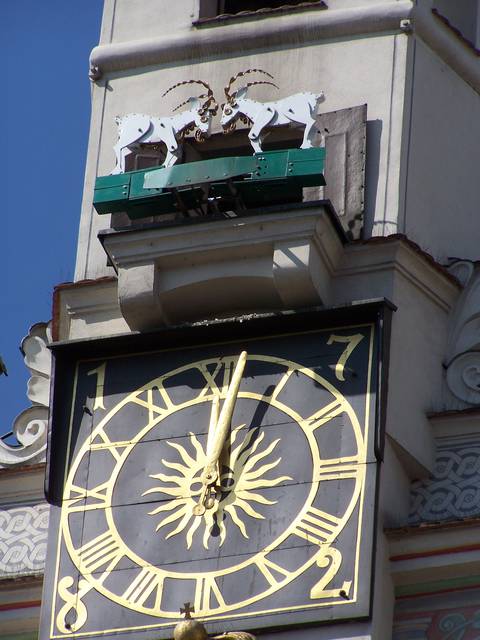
[202,351,247,483]
[206,395,220,459]
[204,395,220,510]
[193,351,247,516]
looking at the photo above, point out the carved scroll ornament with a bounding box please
[444,261,480,405]
[0,322,51,468]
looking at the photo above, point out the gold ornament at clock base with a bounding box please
[173,619,208,640]
[173,620,256,640]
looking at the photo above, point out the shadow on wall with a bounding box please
[363,119,382,238]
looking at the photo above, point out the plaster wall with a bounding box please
[402,38,480,262]
[333,242,458,474]
[76,5,410,280]
[100,0,404,43]
[100,0,194,43]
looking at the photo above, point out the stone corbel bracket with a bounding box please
[0,322,51,468]
[99,204,345,330]
[445,260,480,405]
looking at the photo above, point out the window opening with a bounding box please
[197,0,326,22]
[221,0,323,13]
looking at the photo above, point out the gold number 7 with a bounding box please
[327,334,364,381]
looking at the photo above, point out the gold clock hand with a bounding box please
[206,395,220,457]
[202,351,247,484]
[203,395,220,511]
[193,351,247,516]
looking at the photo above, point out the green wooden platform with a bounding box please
[94,147,326,220]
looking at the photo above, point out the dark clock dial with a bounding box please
[41,312,383,640]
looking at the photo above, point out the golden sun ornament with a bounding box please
[143,425,291,549]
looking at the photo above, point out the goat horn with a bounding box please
[163,79,214,98]
[172,97,194,112]
[224,68,275,101]
[244,80,279,91]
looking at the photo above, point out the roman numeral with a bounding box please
[194,575,226,613]
[130,385,175,424]
[76,531,123,575]
[255,556,291,587]
[316,457,360,482]
[292,507,341,546]
[197,357,238,400]
[303,399,345,432]
[267,368,295,402]
[122,568,164,610]
[67,481,110,512]
[89,426,129,462]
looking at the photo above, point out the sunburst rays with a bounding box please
[143,426,291,549]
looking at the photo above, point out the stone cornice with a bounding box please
[0,464,45,505]
[388,519,480,590]
[339,236,460,313]
[414,5,480,95]
[89,2,413,79]
[99,204,344,329]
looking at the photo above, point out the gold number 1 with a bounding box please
[87,362,106,410]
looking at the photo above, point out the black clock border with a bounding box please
[41,300,393,637]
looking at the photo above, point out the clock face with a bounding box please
[41,315,382,640]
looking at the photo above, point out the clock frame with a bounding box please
[41,303,391,640]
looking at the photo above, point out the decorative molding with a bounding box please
[409,434,480,525]
[445,261,480,405]
[392,619,432,639]
[89,2,413,79]
[0,323,51,469]
[394,592,480,640]
[435,609,480,639]
[0,465,46,506]
[0,504,49,577]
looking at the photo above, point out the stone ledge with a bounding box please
[388,519,480,590]
[53,277,129,342]
[99,203,344,330]
[414,4,480,95]
[0,465,45,506]
[90,2,413,78]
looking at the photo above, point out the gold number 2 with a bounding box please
[310,547,352,600]
[327,334,364,381]
[87,363,106,410]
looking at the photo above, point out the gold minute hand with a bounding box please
[193,351,247,516]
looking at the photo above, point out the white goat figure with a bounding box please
[111,80,218,174]
[220,69,325,154]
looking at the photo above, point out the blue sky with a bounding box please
[3,2,104,433]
